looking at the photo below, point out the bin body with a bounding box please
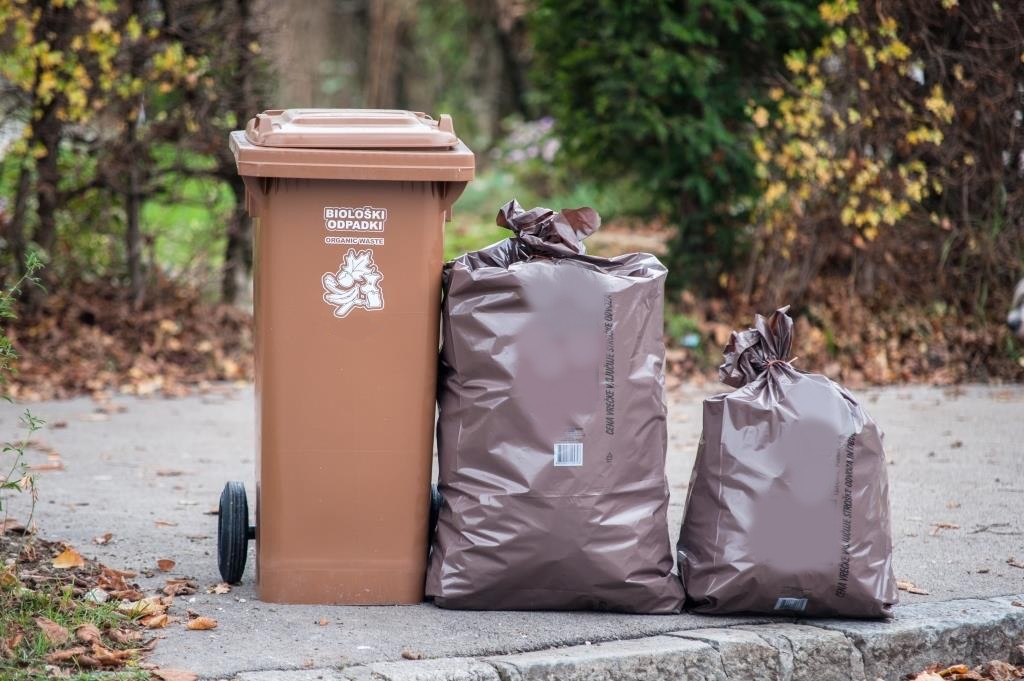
[230,109,473,604]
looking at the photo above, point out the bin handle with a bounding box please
[438,114,454,136]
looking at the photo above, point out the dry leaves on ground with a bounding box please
[34,616,70,645]
[185,616,218,631]
[156,559,176,572]
[5,281,254,401]
[206,582,231,594]
[52,547,86,569]
[2,535,155,674]
[75,623,102,645]
[910,659,1024,681]
[118,595,172,617]
[153,670,199,681]
[1007,557,1024,570]
[163,578,198,597]
[140,613,170,629]
[897,579,930,595]
[93,532,113,545]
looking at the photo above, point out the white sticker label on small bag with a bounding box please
[774,597,808,612]
[554,442,583,467]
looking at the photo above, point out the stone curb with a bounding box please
[232,594,1024,681]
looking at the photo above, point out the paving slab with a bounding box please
[1,383,1022,679]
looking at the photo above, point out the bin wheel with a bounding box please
[428,484,442,548]
[218,481,252,584]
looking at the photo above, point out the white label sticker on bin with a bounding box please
[322,248,384,318]
[324,206,388,231]
[323,205,386,246]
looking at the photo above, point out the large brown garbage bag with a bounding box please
[426,200,685,613]
[677,307,898,617]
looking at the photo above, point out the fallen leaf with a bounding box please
[154,519,178,528]
[950,440,963,448]
[90,641,136,665]
[0,568,19,589]
[156,558,176,572]
[75,623,102,645]
[896,580,930,595]
[317,618,328,626]
[1011,600,1024,607]
[51,420,68,429]
[93,533,113,545]
[204,507,220,516]
[52,547,86,569]
[0,518,24,534]
[154,670,199,681]
[937,664,969,676]
[34,616,70,645]
[945,501,961,509]
[1008,557,1024,570]
[100,565,136,579]
[118,596,168,617]
[981,660,1021,681]
[1,632,23,658]
[141,613,169,629]
[44,646,87,663]
[929,522,960,536]
[401,650,424,660]
[26,460,64,472]
[207,582,231,594]
[163,579,197,596]
[107,628,142,645]
[185,617,217,631]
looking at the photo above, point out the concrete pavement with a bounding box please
[2,383,1022,679]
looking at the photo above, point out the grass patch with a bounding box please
[0,536,152,680]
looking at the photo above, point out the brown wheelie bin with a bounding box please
[219,109,474,604]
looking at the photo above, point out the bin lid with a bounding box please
[245,109,458,149]
[231,108,475,182]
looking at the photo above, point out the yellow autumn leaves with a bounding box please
[0,1,208,139]
[749,1,956,248]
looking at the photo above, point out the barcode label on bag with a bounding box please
[774,597,808,612]
[554,442,583,467]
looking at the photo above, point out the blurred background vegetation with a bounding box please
[0,0,1022,397]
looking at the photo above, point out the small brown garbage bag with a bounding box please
[677,307,898,617]
[426,200,685,613]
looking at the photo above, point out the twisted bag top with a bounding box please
[678,307,898,617]
[719,305,797,387]
[427,200,684,613]
[496,199,599,256]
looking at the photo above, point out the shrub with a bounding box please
[745,0,1024,318]
[530,0,825,290]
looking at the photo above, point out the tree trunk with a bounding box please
[125,159,143,307]
[7,158,32,278]
[32,113,60,259]
[219,0,258,305]
[221,178,251,305]
[365,0,414,108]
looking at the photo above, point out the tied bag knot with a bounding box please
[496,199,600,257]
[719,306,798,388]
